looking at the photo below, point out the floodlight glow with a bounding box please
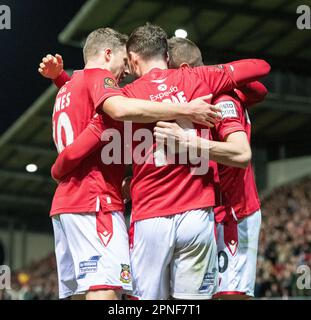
[26,164,38,173]
[174,29,188,38]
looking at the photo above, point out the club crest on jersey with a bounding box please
[120,264,131,284]
[104,77,118,89]
[217,101,238,119]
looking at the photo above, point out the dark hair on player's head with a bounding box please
[83,27,128,63]
[126,23,168,61]
[168,37,204,69]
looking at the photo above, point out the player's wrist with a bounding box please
[177,103,192,118]
[53,70,67,88]
[53,69,65,80]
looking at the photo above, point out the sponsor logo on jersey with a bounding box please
[77,255,102,279]
[150,85,179,101]
[217,101,238,118]
[199,267,217,294]
[158,83,167,91]
[104,77,119,89]
[120,264,131,284]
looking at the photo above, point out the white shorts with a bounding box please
[215,210,261,298]
[129,208,218,300]
[52,211,132,299]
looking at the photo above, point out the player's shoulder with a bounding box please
[214,92,243,119]
[84,68,120,92]
[170,66,202,82]
[214,91,241,105]
[84,68,116,83]
[122,77,142,96]
[84,67,114,77]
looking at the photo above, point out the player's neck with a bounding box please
[139,59,168,76]
[84,61,109,71]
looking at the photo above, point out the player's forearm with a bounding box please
[103,96,191,123]
[53,70,71,89]
[52,147,85,180]
[51,128,102,180]
[227,59,271,87]
[236,81,268,107]
[194,136,252,168]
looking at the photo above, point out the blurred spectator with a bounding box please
[1,253,58,300]
[255,176,311,298]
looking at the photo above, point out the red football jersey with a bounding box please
[50,68,125,216]
[212,92,261,223]
[121,66,240,222]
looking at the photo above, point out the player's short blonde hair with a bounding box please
[83,27,128,63]
[168,37,203,69]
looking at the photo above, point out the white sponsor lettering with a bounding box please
[217,101,238,118]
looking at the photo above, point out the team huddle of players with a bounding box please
[38,23,270,300]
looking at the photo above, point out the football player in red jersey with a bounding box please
[39,27,221,301]
[155,36,266,299]
[39,24,270,300]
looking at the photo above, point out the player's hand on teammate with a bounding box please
[154,121,190,151]
[187,94,222,127]
[38,54,64,79]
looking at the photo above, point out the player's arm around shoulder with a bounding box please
[209,94,251,168]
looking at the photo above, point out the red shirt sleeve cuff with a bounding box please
[53,70,71,89]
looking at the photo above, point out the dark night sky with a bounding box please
[0,0,86,134]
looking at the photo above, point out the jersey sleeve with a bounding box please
[51,115,104,180]
[53,70,71,89]
[234,81,268,108]
[193,59,271,96]
[192,64,236,96]
[84,69,124,114]
[213,94,246,142]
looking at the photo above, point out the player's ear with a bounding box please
[128,51,136,63]
[180,62,190,68]
[104,48,112,62]
[129,52,140,68]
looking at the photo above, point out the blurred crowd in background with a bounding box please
[0,254,58,300]
[1,176,311,300]
[255,176,311,298]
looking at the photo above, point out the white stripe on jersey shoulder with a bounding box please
[151,78,167,84]
[245,109,251,124]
